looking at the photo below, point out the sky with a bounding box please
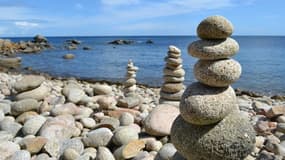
[0,0,284,36]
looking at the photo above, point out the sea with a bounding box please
[7,36,285,95]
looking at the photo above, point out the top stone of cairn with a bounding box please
[197,15,234,39]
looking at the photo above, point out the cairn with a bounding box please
[171,16,255,160]
[160,46,185,106]
[123,60,139,95]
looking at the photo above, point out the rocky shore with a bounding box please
[0,71,284,160]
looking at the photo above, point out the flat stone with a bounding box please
[117,95,141,108]
[97,96,117,110]
[166,64,182,70]
[113,140,145,160]
[60,138,84,156]
[168,45,181,54]
[43,139,61,158]
[171,112,255,160]
[80,117,96,129]
[188,38,239,60]
[20,137,48,154]
[112,126,139,146]
[163,76,184,83]
[22,115,46,135]
[160,90,184,101]
[96,147,115,160]
[11,150,31,160]
[65,87,85,104]
[124,78,136,87]
[16,111,38,124]
[0,141,20,160]
[14,75,45,92]
[156,143,177,160]
[197,15,233,39]
[194,59,242,87]
[11,99,39,116]
[165,57,182,66]
[119,112,134,126]
[82,128,113,147]
[93,84,112,95]
[180,82,238,125]
[159,98,180,107]
[163,68,185,77]
[0,117,22,136]
[161,83,184,93]
[168,51,181,58]
[144,104,179,136]
[266,105,285,118]
[16,85,50,101]
[51,103,80,116]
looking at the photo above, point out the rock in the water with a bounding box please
[112,126,139,146]
[197,15,233,39]
[63,53,75,59]
[188,38,239,60]
[82,128,113,147]
[93,84,112,95]
[144,104,179,136]
[16,85,50,101]
[108,40,134,45]
[96,147,115,160]
[194,59,241,87]
[22,115,46,135]
[180,82,238,125]
[171,112,255,160]
[14,75,45,92]
[11,99,39,116]
[10,150,31,160]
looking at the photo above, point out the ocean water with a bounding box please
[8,36,285,95]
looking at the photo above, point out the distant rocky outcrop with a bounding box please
[0,34,52,56]
[146,40,154,44]
[64,39,81,50]
[108,40,134,45]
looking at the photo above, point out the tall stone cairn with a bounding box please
[123,60,138,95]
[159,45,185,106]
[171,15,256,160]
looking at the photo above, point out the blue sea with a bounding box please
[7,36,285,95]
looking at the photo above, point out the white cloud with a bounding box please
[101,0,140,6]
[15,21,39,28]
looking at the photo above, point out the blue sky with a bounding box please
[0,0,284,36]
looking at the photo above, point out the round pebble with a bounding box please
[119,112,134,126]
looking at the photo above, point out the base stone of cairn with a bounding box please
[171,15,255,160]
[159,46,185,106]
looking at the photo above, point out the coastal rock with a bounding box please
[197,15,234,39]
[96,147,115,160]
[112,126,139,146]
[82,128,113,147]
[34,34,48,43]
[171,112,255,160]
[16,85,50,101]
[93,84,112,95]
[0,57,21,68]
[144,104,179,136]
[108,40,134,45]
[194,59,242,87]
[14,75,45,92]
[180,82,238,125]
[22,115,46,135]
[11,99,39,116]
[63,53,75,59]
[188,38,239,60]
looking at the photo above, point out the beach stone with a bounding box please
[168,45,181,53]
[22,115,46,135]
[80,117,96,129]
[16,85,50,101]
[0,131,13,142]
[168,52,181,58]
[63,148,79,160]
[171,112,255,160]
[155,143,177,160]
[0,109,4,121]
[194,59,242,87]
[163,68,185,77]
[0,141,20,160]
[93,84,112,95]
[51,103,80,116]
[63,53,75,59]
[82,128,113,147]
[163,76,184,83]
[0,102,11,114]
[117,95,141,108]
[11,150,31,160]
[160,90,184,101]
[146,140,163,152]
[97,117,120,130]
[65,88,85,103]
[11,99,39,116]
[0,117,22,136]
[96,146,115,160]
[266,105,285,118]
[113,126,139,146]
[161,83,184,93]
[119,112,134,126]
[20,137,48,154]
[166,57,182,66]
[97,96,117,110]
[180,82,238,125]
[16,111,38,124]
[14,75,45,92]
[197,15,233,39]
[60,138,84,156]
[124,78,136,87]
[188,38,239,60]
[113,140,145,160]
[82,147,97,159]
[43,139,61,158]
[144,104,179,136]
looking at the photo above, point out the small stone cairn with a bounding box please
[123,60,139,95]
[160,46,185,106]
[171,15,256,160]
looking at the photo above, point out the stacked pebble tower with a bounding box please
[171,15,255,160]
[160,45,185,106]
[123,60,139,95]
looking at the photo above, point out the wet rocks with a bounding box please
[108,40,134,45]
[171,15,255,160]
[160,45,185,106]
